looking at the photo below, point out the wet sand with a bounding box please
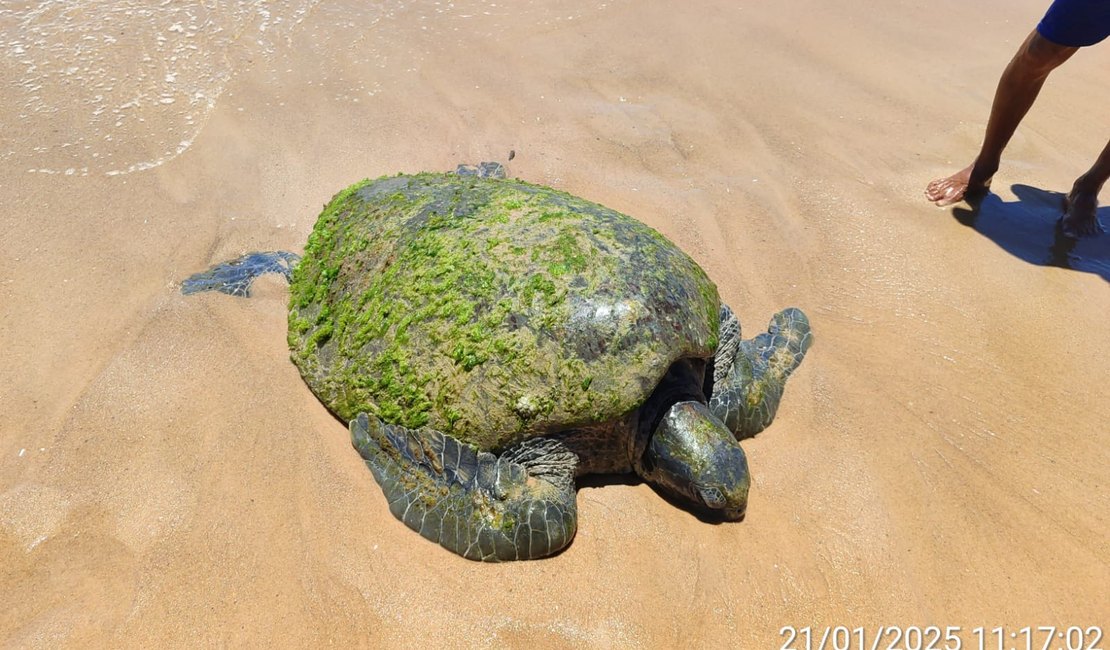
[2,0,1107,646]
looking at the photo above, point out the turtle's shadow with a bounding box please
[950,184,1110,283]
[577,474,738,525]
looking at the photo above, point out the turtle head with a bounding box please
[637,400,750,520]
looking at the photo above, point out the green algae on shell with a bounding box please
[288,173,720,450]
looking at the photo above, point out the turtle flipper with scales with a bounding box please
[181,250,300,297]
[182,163,813,561]
[709,305,812,438]
[351,413,578,561]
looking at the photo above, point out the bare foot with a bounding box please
[1059,191,1105,238]
[925,163,993,206]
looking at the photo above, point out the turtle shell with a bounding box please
[288,173,719,450]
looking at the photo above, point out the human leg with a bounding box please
[925,30,1078,206]
[1061,138,1110,237]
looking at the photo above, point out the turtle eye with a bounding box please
[696,484,726,509]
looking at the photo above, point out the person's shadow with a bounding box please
[950,184,1109,283]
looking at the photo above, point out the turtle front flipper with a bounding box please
[708,306,813,438]
[350,413,578,562]
[181,251,300,297]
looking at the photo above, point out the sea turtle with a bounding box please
[183,165,813,561]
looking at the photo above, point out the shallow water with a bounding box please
[0,0,610,178]
[0,0,322,176]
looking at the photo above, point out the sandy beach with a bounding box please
[2,0,1107,646]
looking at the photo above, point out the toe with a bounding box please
[1081,219,1105,237]
[925,179,952,202]
[933,184,965,207]
[1057,215,1096,239]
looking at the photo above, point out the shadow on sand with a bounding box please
[950,184,1110,283]
[577,473,739,525]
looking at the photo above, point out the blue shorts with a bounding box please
[1037,0,1110,47]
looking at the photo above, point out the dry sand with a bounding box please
[1,0,1107,646]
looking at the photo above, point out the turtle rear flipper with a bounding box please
[181,251,300,297]
[709,307,813,438]
[350,413,578,562]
